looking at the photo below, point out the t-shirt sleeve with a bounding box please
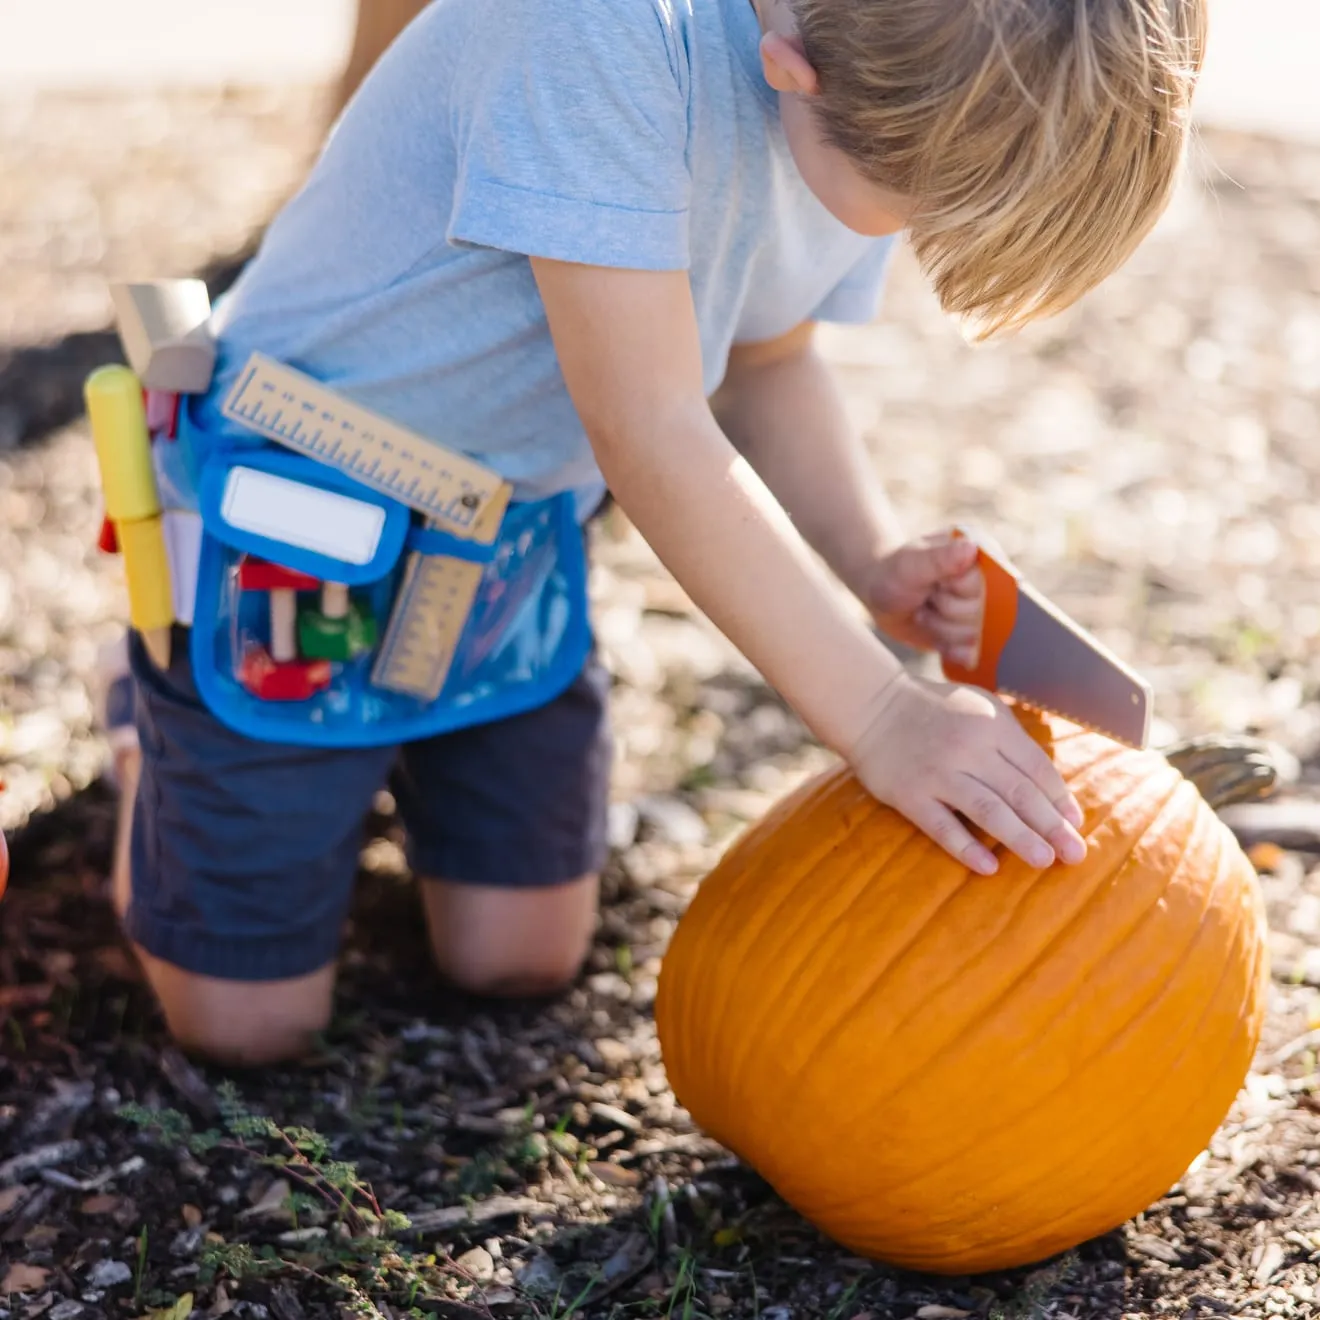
[446,0,692,271]
[811,237,898,324]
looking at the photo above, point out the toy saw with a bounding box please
[941,529,1153,749]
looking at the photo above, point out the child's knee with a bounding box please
[438,942,588,999]
[423,873,598,999]
[168,1012,327,1069]
[135,947,335,1067]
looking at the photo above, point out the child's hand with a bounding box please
[850,672,1088,875]
[863,530,984,669]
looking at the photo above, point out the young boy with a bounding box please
[109,0,1204,1065]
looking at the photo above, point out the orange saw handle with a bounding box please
[940,530,1019,691]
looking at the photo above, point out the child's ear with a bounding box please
[759,32,820,96]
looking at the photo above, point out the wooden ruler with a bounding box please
[371,495,510,702]
[221,353,510,543]
[370,546,485,700]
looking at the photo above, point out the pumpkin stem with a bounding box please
[1164,736,1281,811]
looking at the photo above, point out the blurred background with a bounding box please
[1,0,1312,136]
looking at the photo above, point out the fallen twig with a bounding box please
[403,1195,545,1235]
[0,1140,82,1186]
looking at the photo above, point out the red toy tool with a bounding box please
[235,557,333,702]
[145,389,180,440]
[98,515,119,555]
[239,646,332,702]
[941,529,1153,749]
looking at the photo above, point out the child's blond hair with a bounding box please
[794,0,1206,337]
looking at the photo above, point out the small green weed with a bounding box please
[665,1252,699,1320]
[542,1269,603,1320]
[133,1225,150,1308]
[122,1080,400,1237]
[824,1280,861,1320]
[118,1082,436,1306]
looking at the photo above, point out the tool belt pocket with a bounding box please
[184,419,592,749]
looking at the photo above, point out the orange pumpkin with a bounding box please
[655,710,1271,1275]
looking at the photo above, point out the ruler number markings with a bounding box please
[221,352,508,541]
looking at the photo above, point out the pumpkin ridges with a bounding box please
[772,826,1212,1218]
[664,771,968,1126]
[697,774,883,978]
[773,761,1192,1141]
[871,753,1189,1043]
[665,772,912,1115]
[727,779,932,1065]
[1040,718,1135,786]
[708,739,1170,1074]
[815,802,1264,1270]
[937,868,1264,1270]
[773,861,989,1089]
[840,795,1247,1214]
[660,770,862,1106]
[757,780,1237,1237]
[846,778,1219,1149]
[804,858,1261,1272]
[792,858,1038,1064]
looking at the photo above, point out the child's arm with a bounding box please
[710,321,905,604]
[711,321,984,667]
[532,259,1086,875]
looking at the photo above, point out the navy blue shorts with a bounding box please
[124,626,613,982]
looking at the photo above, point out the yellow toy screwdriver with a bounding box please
[85,366,175,671]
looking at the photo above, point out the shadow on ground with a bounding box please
[0,245,255,454]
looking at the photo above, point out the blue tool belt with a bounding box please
[164,389,592,749]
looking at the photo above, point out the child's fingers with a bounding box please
[929,535,980,578]
[986,755,1087,863]
[1000,723,1086,830]
[950,770,1061,871]
[916,610,980,650]
[931,584,983,620]
[913,605,980,667]
[905,797,999,876]
[888,537,978,596]
[939,565,985,601]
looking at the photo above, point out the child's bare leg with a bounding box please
[132,952,336,1068]
[110,742,138,922]
[421,873,599,998]
[397,653,612,1001]
[111,742,335,1066]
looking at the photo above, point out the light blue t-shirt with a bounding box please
[206,0,895,518]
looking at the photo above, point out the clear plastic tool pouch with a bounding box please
[178,398,591,749]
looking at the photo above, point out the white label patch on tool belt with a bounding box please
[220,467,386,566]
